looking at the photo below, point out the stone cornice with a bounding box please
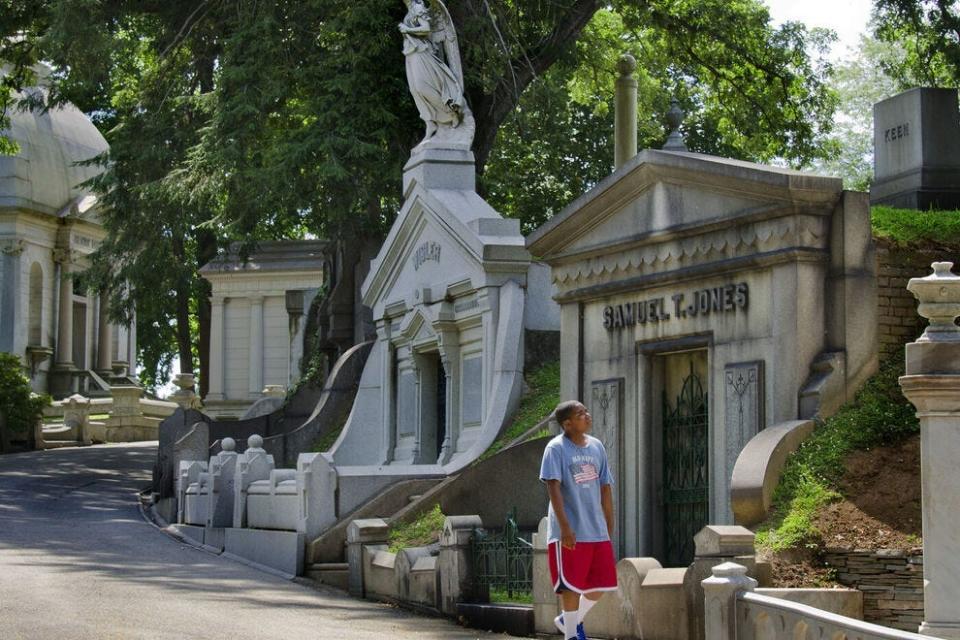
[554,247,827,303]
[550,213,830,299]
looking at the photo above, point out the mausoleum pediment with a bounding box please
[528,149,841,261]
[362,185,529,313]
[397,307,439,346]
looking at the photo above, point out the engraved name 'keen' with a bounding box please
[884,123,910,142]
[413,241,441,270]
[602,282,749,330]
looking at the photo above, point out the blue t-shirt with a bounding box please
[539,433,613,543]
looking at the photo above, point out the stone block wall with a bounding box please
[824,548,923,631]
[875,243,943,359]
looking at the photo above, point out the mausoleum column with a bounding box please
[899,262,960,639]
[248,294,264,397]
[96,288,112,375]
[207,295,225,401]
[437,326,460,464]
[54,249,75,367]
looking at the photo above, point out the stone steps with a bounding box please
[305,562,349,591]
[41,440,89,449]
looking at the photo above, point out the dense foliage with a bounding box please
[874,0,960,87]
[0,353,50,445]
[1,1,839,387]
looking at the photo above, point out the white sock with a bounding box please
[563,608,579,639]
[578,593,599,625]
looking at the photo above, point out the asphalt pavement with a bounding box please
[0,442,505,640]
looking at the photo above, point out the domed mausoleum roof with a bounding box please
[0,76,108,217]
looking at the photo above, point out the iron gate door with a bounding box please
[662,365,709,567]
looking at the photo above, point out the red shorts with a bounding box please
[548,540,618,594]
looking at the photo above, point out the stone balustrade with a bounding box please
[704,562,933,640]
[181,438,238,528]
[170,434,340,577]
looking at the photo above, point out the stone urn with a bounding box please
[907,261,960,342]
[170,373,202,410]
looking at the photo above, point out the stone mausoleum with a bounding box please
[200,240,327,418]
[330,144,559,476]
[528,149,877,565]
[0,67,136,398]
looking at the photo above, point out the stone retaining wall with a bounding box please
[824,548,923,631]
[875,243,942,359]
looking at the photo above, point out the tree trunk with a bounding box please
[464,0,601,174]
[195,229,216,398]
[171,236,194,374]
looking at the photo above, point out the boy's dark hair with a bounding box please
[554,400,581,429]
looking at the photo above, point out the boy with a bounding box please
[539,400,617,640]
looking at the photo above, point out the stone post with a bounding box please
[346,518,390,597]
[248,295,264,398]
[701,562,757,640]
[207,296,225,401]
[96,289,112,375]
[614,54,638,169]
[532,516,558,634]
[63,394,92,445]
[899,261,960,639]
[438,514,484,615]
[684,525,764,640]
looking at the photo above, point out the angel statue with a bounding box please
[399,0,475,148]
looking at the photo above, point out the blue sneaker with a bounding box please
[553,614,587,640]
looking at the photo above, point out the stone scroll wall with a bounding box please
[875,242,943,359]
[824,548,924,631]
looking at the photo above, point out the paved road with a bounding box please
[0,442,503,640]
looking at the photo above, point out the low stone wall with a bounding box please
[824,548,924,631]
[875,243,941,359]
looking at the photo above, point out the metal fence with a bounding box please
[469,509,534,600]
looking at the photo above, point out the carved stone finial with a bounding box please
[662,98,688,152]
[907,261,960,342]
[616,53,637,77]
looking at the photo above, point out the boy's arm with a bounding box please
[600,484,614,538]
[545,479,576,549]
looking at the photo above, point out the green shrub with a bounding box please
[0,353,50,441]
[872,206,960,247]
[756,358,918,551]
[481,360,559,460]
[388,504,445,552]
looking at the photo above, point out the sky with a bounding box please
[763,0,874,60]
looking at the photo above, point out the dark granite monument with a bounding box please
[871,87,960,211]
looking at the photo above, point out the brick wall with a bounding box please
[875,243,944,359]
[824,548,924,631]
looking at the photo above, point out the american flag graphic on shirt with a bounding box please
[571,461,599,484]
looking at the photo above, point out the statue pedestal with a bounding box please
[403,144,475,194]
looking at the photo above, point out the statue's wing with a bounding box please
[429,0,464,88]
